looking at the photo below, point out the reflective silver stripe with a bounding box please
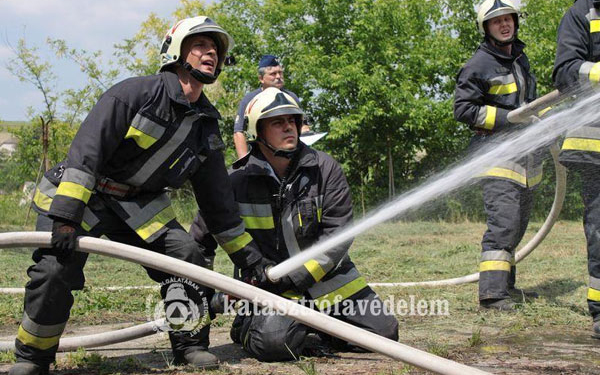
[590,276,600,290]
[307,267,361,299]
[282,205,301,256]
[37,176,56,197]
[588,7,600,21]
[117,193,172,229]
[488,74,515,85]
[82,207,100,230]
[481,250,512,262]
[579,62,596,81]
[125,115,196,186]
[312,253,335,275]
[62,168,96,189]
[476,106,488,127]
[131,113,166,139]
[513,62,526,105]
[567,125,600,140]
[21,312,66,337]
[238,203,272,217]
[213,222,245,244]
[495,161,527,177]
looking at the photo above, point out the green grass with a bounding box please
[0,219,594,372]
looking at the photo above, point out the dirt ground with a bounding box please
[0,322,598,375]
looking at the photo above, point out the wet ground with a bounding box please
[0,323,598,374]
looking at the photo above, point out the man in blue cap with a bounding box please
[233,54,300,158]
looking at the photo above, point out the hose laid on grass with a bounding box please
[370,142,566,288]
[0,232,491,375]
[0,319,164,352]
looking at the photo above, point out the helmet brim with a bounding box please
[259,106,304,120]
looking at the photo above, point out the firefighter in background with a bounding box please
[553,0,600,338]
[454,0,541,311]
[9,16,264,375]
[192,88,399,361]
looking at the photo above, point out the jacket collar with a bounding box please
[161,70,221,119]
[479,38,526,61]
[233,142,318,178]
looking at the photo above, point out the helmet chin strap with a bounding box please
[258,138,298,159]
[182,62,221,84]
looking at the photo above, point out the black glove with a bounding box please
[241,258,276,288]
[51,219,80,259]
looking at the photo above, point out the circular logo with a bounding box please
[146,278,209,335]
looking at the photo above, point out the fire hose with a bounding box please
[0,232,490,375]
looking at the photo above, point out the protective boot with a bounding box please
[8,362,49,375]
[480,298,517,311]
[508,287,539,302]
[173,349,219,369]
[592,320,600,340]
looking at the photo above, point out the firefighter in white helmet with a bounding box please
[454,0,542,311]
[9,16,264,375]
[191,87,399,361]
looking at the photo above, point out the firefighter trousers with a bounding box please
[579,166,600,320]
[479,179,533,301]
[229,286,399,362]
[15,196,214,366]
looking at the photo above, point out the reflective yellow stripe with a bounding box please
[169,157,181,169]
[588,287,600,301]
[281,290,303,300]
[590,62,600,83]
[136,206,176,241]
[484,106,496,130]
[33,189,52,211]
[81,221,91,232]
[481,167,527,185]
[125,126,158,149]
[55,181,92,204]
[317,208,322,223]
[562,138,600,153]
[314,277,368,309]
[298,212,303,227]
[222,232,253,255]
[16,326,60,350]
[537,107,551,117]
[304,259,327,282]
[591,19,600,33]
[241,216,275,230]
[488,82,517,95]
[528,173,543,187]
[479,260,511,272]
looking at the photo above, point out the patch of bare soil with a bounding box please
[0,323,598,374]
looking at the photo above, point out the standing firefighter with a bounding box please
[454,0,541,311]
[10,16,263,375]
[553,0,600,338]
[192,88,399,361]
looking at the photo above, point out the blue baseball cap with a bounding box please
[258,54,280,68]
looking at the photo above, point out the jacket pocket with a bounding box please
[165,147,202,188]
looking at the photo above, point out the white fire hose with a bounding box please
[0,232,490,375]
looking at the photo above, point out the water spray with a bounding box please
[268,89,593,283]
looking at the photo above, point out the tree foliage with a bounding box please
[4,0,582,219]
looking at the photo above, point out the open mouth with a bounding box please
[201,60,215,68]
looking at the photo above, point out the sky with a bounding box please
[0,0,524,122]
[0,0,180,121]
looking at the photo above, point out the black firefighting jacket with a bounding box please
[454,39,542,188]
[553,0,600,166]
[228,143,367,305]
[34,70,261,268]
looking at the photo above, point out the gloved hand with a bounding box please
[241,258,275,288]
[51,219,80,259]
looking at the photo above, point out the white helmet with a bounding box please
[244,87,304,140]
[476,0,519,37]
[159,16,234,83]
